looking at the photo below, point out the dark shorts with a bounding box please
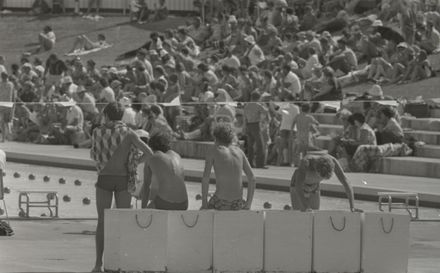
[154,195,188,211]
[95,175,128,192]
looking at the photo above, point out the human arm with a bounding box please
[331,156,362,212]
[141,164,152,208]
[128,130,154,162]
[242,150,255,210]
[147,172,159,208]
[201,148,214,209]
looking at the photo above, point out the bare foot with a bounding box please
[91,266,102,272]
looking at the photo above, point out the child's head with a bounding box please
[213,123,235,146]
[169,74,178,85]
[307,156,335,180]
[301,103,311,113]
[149,131,172,153]
[97,34,106,41]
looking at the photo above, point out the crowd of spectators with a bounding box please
[1,0,437,171]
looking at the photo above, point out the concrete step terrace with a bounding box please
[380,157,440,179]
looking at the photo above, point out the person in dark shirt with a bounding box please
[44,54,68,88]
[19,81,38,103]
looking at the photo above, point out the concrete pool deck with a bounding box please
[1,142,439,207]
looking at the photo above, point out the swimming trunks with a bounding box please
[95,175,128,192]
[154,195,188,211]
[208,194,244,211]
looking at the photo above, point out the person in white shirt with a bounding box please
[278,103,299,166]
[302,48,321,79]
[97,78,116,109]
[60,76,78,100]
[120,97,137,128]
[38,25,56,52]
[281,64,302,100]
[244,35,265,67]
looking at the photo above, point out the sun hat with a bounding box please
[244,35,255,44]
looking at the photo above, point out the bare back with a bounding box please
[149,151,188,203]
[212,145,244,201]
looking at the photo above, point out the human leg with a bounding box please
[38,33,54,51]
[251,124,265,168]
[69,36,86,53]
[93,186,113,272]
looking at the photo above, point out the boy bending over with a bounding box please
[290,154,362,212]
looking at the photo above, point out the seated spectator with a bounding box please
[399,50,433,83]
[328,39,358,75]
[420,22,440,54]
[340,113,377,158]
[375,106,404,145]
[312,67,342,101]
[37,25,56,52]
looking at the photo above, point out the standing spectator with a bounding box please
[278,102,299,166]
[0,73,14,142]
[243,91,269,169]
[44,54,68,92]
[87,0,101,16]
[291,103,320,165]
[0,56,7,75]
[90,102,153,273]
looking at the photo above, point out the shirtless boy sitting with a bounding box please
[290,154,363,212]
[141,131,188,210]
[201,123,256,210]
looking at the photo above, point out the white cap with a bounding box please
[367,84,384,98]
[61,76,73,84]
[136,129,150,139]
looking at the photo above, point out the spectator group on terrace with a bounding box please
[0,0,438,171]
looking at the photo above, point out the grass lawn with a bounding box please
[0,14,439,100]
[0,14,187,67]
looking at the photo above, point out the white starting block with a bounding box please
[378,192,419,220]
[362,213,411,273]
[104,210,410,273]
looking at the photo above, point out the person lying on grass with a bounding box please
[68,33,110,54]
